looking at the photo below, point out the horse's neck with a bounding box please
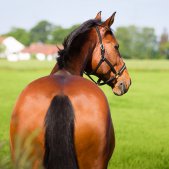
[66,41,94,76]
[50,56,86,76]
[50,41,94,76]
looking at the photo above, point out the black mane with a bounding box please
[57,19,101,68]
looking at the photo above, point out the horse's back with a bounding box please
[10,73,115,169]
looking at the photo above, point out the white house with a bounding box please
[21,43,61,61]
[0,36,62,61]
[0,36,29,61]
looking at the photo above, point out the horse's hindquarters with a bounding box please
[10,75,115,169]
[64,78,115,168]
[10,76,62,168]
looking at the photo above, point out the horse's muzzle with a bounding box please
[113,79,131,96]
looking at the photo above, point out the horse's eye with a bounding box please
[114,44,119,50]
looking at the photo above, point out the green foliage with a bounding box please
[0,60,169,169]
[159,42,169,59]
[30,20,55,43]
[5,28,31,46]
[0,134,43,169]
[50,26,69,44]
[159,30,169,59]
[50,24,80,44]
[3,19,169,59]
[116,26,157,59]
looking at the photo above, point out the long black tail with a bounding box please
[43,95,78,169]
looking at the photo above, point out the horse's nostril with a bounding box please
[119,82,127,93]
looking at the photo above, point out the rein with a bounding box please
[84,26,126,86]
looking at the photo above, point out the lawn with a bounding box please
[0,60,169,169]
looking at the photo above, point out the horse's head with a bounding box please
[85,12,131,96]
[54,11,131,95]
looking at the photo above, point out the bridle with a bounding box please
[84,26,126,86]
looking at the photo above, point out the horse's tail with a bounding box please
[43,95,78,169]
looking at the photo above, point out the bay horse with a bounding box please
[10,12,131,169]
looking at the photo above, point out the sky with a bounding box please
[0,0,169,36]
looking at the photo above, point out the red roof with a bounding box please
[0,36,6,43]
[22,43,63,55]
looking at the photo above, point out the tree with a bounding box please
[50,24,80,44]
[50,26,68,44]
[160,29,168,44]
[5,28,31,46]
[159,29,169,59]
[135,27,157,59]
[116,26,134,59]
[115,26,157,59]
[30,20,55,43]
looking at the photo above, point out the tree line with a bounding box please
[2,20,169,59]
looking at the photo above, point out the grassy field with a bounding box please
[0,60,169,169]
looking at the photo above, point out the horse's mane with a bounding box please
[57,19,101,68]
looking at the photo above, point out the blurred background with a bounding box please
[0,0,169,169]
[0,0,169,60]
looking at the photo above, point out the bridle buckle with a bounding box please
[115,74,119,79]
[100,44,104,51]
[101,57,105,61]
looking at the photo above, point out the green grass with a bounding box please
[0,60,169,169]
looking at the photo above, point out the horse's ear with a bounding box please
[102,12,116,27]
[95,11,102,21]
